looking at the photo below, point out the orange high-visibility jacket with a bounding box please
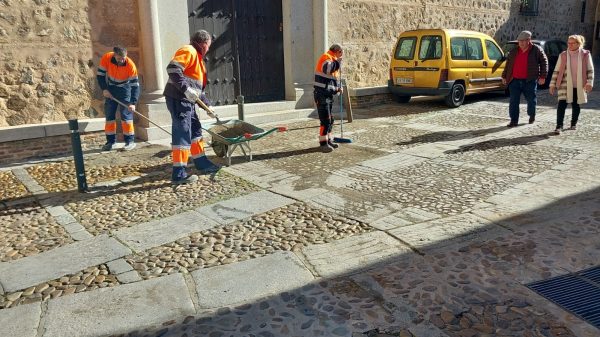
[314,50,341,96]
[96,52,140,103]
[163,45,209,104]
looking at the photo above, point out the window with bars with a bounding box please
[520,0,539,16]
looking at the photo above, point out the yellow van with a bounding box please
[388,29,506,107]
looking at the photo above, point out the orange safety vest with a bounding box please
[314,50,340,94]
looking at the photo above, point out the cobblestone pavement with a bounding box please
[1,87,600,337]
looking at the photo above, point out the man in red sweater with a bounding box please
[501,31,548,127]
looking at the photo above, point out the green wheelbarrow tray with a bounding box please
[202,120,287,166]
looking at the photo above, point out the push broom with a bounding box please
[333,70,352,143]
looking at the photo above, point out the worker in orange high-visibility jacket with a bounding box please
[96,46,140,151]
[314,44,343,153]
[163,29,220,185]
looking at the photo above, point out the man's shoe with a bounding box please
[101,142,115,151]
[172,174,199,185]
[319,144,333,153]
[506,122,517,128]
[554,128,561,135]
[328,141,339,149]
[568,125,577,130]
[123,142,137,151]
[529,116,535,124]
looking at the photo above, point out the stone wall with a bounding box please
[0,0,141,128]
[329,0,598,88]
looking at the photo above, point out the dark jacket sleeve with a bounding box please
[97,74,108,91]
[130,83,140,104]
[537,46,549,78]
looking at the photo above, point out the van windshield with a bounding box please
[419,35,442,60]
[395,37,416,60]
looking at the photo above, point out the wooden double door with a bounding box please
[188,0,285,105]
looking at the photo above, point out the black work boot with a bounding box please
[328,141,339,149]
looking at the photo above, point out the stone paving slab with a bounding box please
[42,273,195,337]
[195,190,295,225]
[192,251,314,308]
[0,235,131,292]
[114,210,220,252]
[389,213,509,251]
[0,302,41,337]
[302,231,415,278]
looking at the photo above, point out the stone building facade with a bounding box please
[0,0,599,161]
[330,0,598,88]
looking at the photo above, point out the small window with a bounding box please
[520,0,539,16]
[466,38,483,60]
[450,37,467,60]
[395,37,416,60]
[485,40,503,61]
[419,35,443,60]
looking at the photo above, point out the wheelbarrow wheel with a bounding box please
[212,141,227,158]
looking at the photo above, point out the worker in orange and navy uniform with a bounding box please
[163,29,220,185]
[96,46,140,151]
[314,44,343,153]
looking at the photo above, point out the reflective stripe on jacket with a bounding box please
[163,45,209,104]
[314,51,341,96]
[96,52,140,104]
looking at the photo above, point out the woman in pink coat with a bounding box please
[549,35,594,134]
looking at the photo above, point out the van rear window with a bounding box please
[395,37,416,60]
[419,35,442,60]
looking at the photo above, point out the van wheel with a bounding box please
[394,95,411,103]
[445,83,465,108]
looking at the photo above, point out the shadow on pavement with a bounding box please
[396,125,509,147]
[445,132,554,154]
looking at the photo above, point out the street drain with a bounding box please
[527,266,600,329]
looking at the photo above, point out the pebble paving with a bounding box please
[3,86,600,337]
[445,142,580,175]
[0,202,72,262]
[345,161,524,216]
[0,171,29,202]
[111,279,402,337]
[127,202,372,279]
[0,264,119,309]
[64,171,260,235]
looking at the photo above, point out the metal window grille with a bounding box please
[520,0,539,16]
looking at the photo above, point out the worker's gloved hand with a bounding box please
[184,88,200,102]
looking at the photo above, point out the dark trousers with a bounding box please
[314,91,334,146]
[508,79,537,123]
[104,99,134,144]
[556,89,581,129]
[166,97,213,181]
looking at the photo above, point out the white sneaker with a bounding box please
[123,143,137,151]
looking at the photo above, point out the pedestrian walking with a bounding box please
[314,44,344,153]
[163,29,220,185]
[96,46,140,151]
[501,30,548,127]
[549,35,594,135]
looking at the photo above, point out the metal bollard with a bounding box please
[68,119,88,193]
[237,95,245,121]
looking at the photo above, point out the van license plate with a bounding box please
[396,77,413,84]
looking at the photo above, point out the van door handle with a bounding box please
[483,61,488,67]
[414,61,418,67]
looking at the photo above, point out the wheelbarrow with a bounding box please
[203,120,287,166]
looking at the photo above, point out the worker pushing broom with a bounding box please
[313,43,351,153]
